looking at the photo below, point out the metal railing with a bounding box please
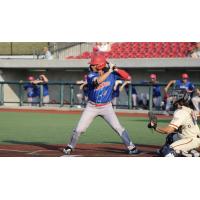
[0,81,199,111]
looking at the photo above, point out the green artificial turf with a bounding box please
[0,112,170,146]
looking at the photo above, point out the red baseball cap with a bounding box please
[181,73,189,79]
[150,74,157,79]
[28,76,34,81]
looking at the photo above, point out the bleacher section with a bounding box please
[65,42,196,59]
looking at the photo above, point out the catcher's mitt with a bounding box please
[147,111,157,130]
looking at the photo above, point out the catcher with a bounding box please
[148,89,200,157]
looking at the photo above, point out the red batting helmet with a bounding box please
[89,53,107,70]
[28,76,34,81]
[150,74,157,79]
[181,73,189,79]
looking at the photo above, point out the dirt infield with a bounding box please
[0,107,172,119]
[0,144,160,157]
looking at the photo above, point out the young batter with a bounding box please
[63,53,139,155]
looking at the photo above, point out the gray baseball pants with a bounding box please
[68,102,135,150]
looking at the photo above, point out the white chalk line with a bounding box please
[0,148,59,156]
[60,155,82,157]
[27,149,57,155]
[0,148,30,153]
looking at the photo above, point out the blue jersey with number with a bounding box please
[174,80,194,91]
[87,72,120,103]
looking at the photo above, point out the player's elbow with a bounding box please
[124,76,131,81]
[166,126,176,134]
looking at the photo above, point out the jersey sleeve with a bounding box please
[188,82,195,91]
[169,110,186,130]
[87,72,98,86]
[113,72,121,81]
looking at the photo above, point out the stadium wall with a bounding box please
[0,58,200,106]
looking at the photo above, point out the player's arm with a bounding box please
[76,80,85,85]
[114,68,131,81]
[80,82,87,90]
[95,67,113,85]
[164,80,176,93]
[114,80,123,91]
[147,113,176,135]
[108,62,131,81]
[32,80,43,84]
[119,80,131,92]
[40,75,48,83]
[154,125,176,135]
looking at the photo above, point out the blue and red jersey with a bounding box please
[87,71,120,103]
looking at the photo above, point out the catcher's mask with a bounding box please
[171,89,190,109]
[88,53,107,71]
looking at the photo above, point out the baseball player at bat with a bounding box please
[148,89,200,157]
[63,53,139,155]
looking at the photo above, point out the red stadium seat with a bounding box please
[65,42,194,59]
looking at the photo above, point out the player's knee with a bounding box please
[75,127,86,135]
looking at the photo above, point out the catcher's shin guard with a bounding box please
[164,148,177,157]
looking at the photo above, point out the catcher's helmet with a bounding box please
[171,89,190,105]
[88,53,107,70]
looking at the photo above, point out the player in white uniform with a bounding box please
[148,89,200,157]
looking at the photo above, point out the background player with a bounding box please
[23,76,39,106]
[119,80,138,109]
[150,74,162,110]
[76,75,88,108]
[148,89,200,157]
[63,53,139,155]
[32,74,49,105]
[164,73,195,112]
[137,74,162,110]
[112,80,123,109]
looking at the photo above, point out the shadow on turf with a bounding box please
[2,140,61,151]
